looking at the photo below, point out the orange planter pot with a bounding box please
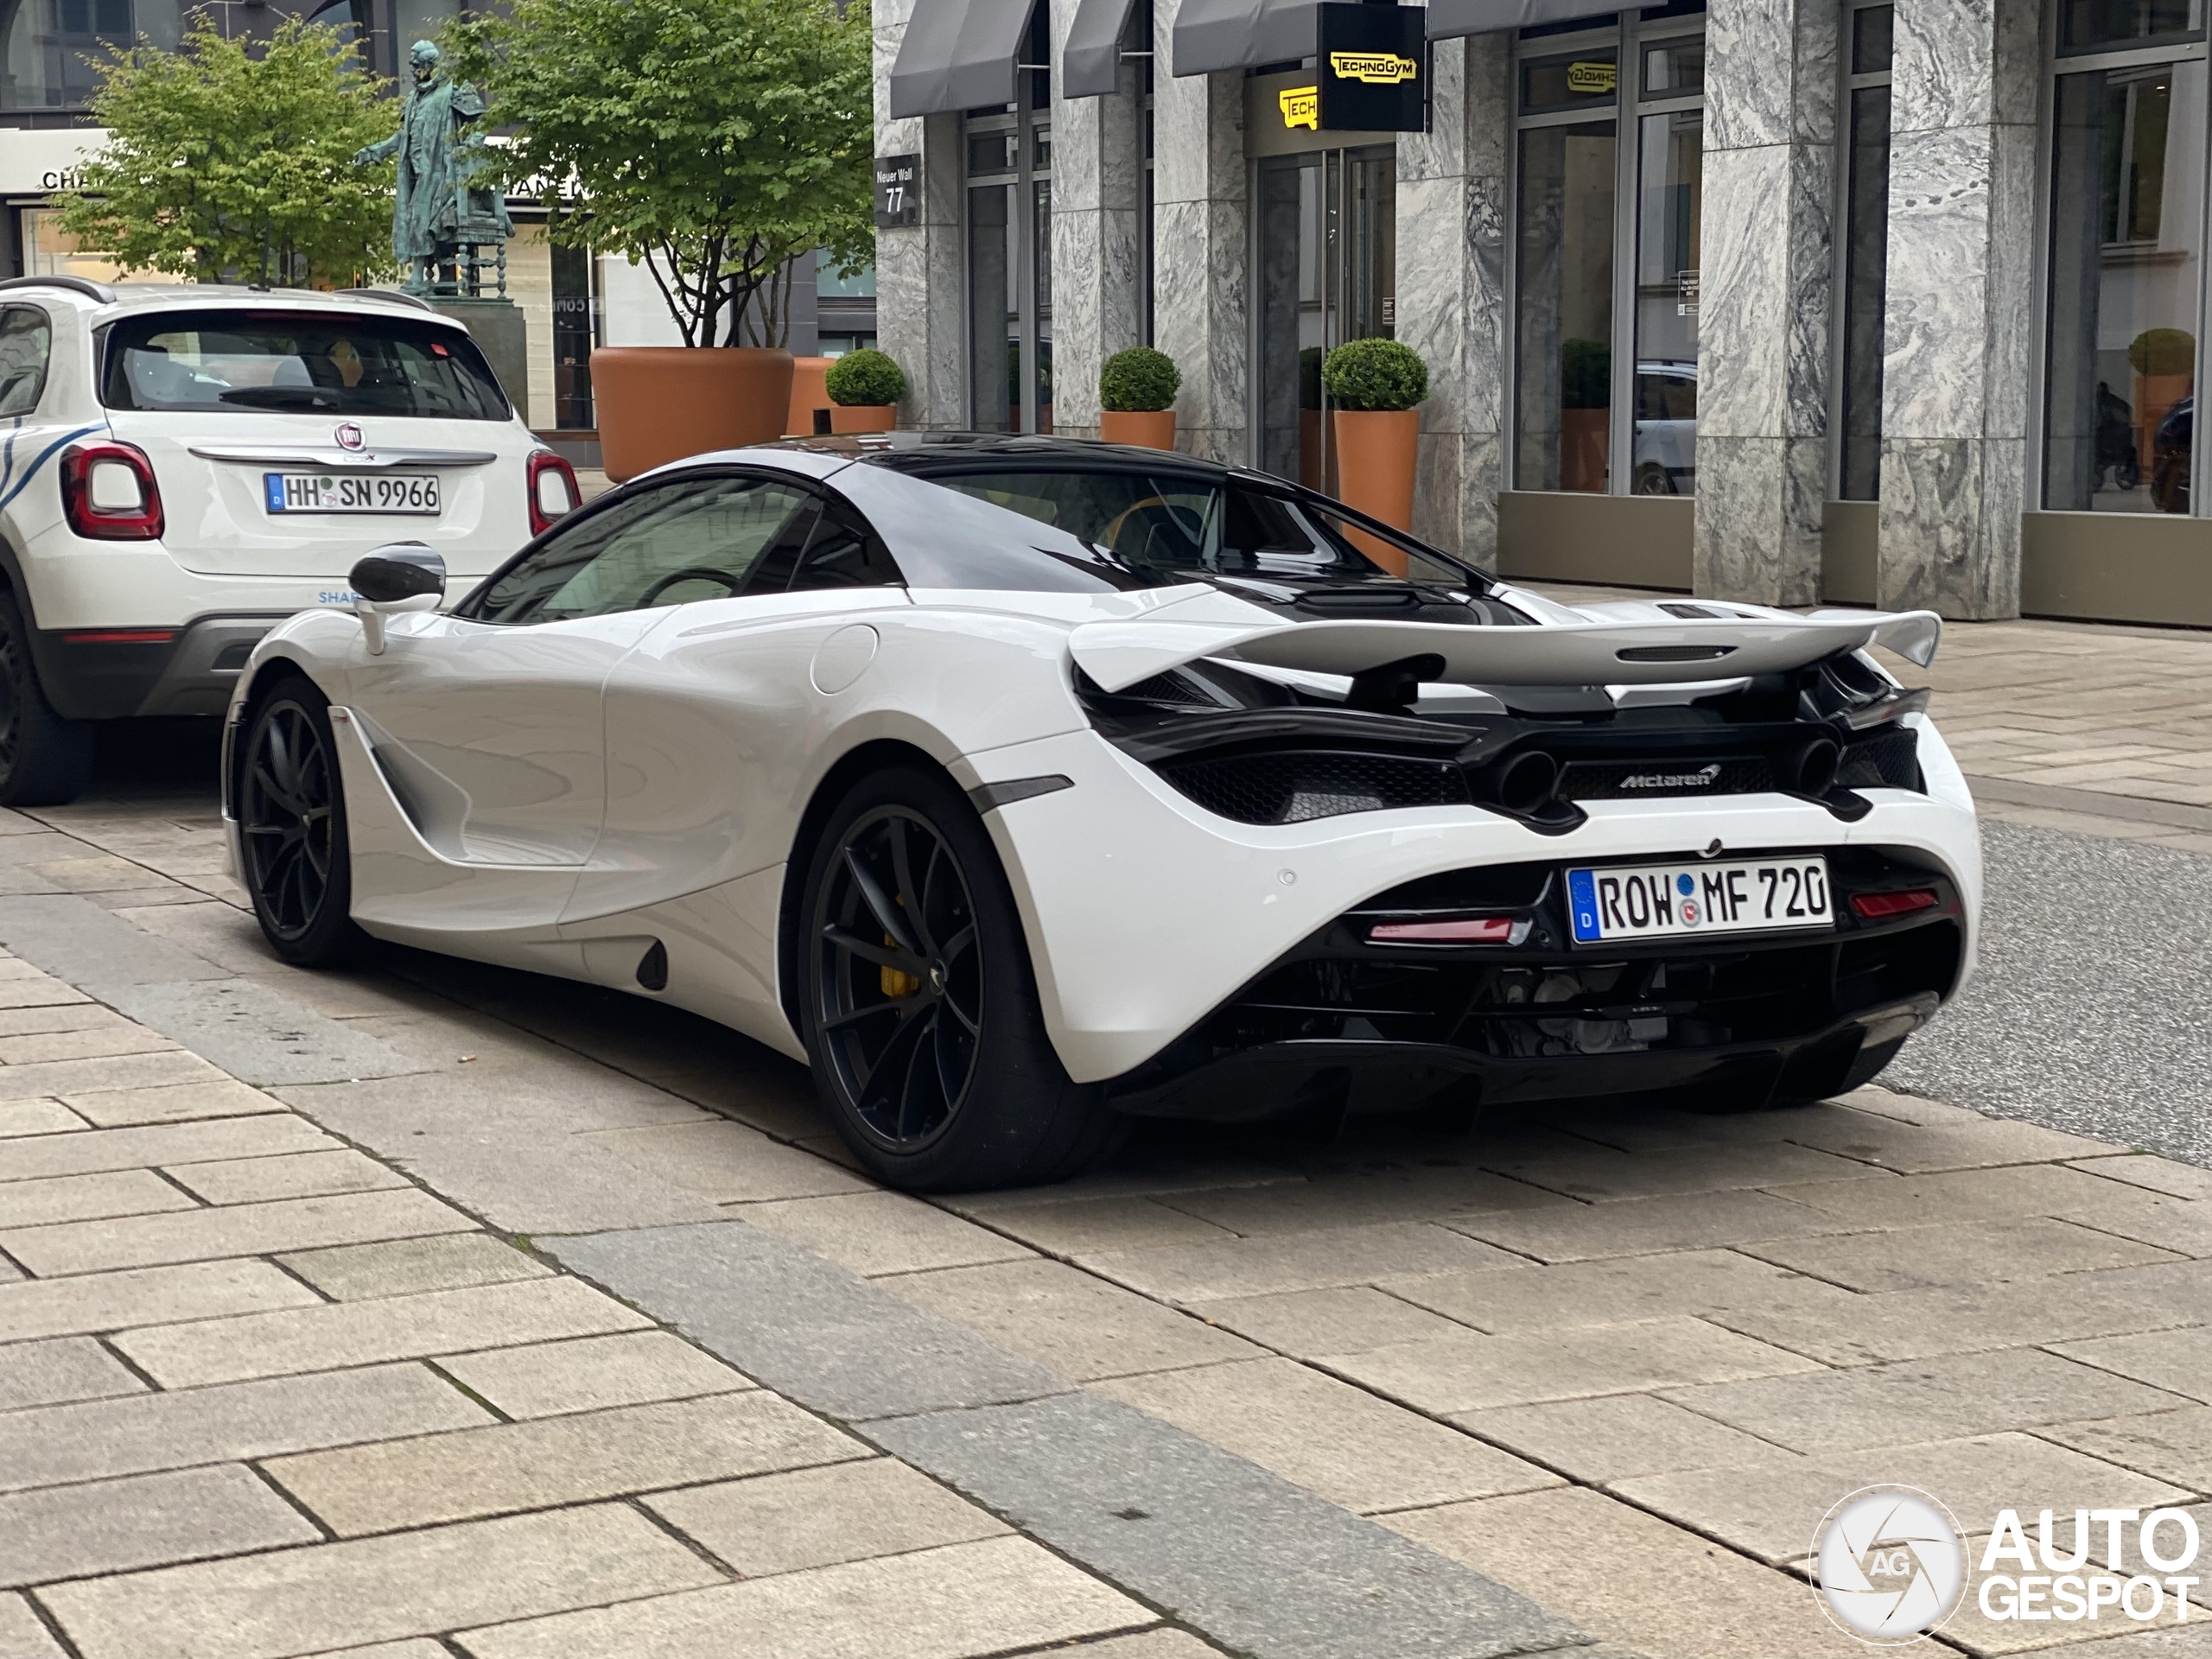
[786,356,833,436]
[590,346,794,482]
[1560,407,1610,493]
[829,404,897,435]
[1332,409,1421,577]
[1099,410,1176,449]
[2134,372,2191,472]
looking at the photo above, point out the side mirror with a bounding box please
[349,543,447,655]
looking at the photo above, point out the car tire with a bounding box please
[0,588,95,808]
[237,675,366,969]
[798,765,1118,1192]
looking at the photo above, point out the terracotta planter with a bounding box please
[1099,410,1176,450]
[1300,408,1326,492]
[590,346,794,482]
[1332,409,1421,578]
[786,356,833,436]
[1560,407,1610,493]
[2134,371,2191,471]
[829,404,897,435]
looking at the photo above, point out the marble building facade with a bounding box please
[876,0,2212,626]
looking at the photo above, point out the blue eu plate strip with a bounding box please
[1567,867,1600,943]
[264,474,286,512]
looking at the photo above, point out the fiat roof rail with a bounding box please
[336,287,436,311]
[0,275,116,304]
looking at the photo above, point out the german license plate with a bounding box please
[264,473,440,514]
[1567,855,1832,944]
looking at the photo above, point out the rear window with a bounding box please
[100,308,509,420]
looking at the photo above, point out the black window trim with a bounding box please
[451,463,907,626]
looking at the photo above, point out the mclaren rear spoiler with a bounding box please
[1067,597,1942,694]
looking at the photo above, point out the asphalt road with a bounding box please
[1886,817,2212,1169]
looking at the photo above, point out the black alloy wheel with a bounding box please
[813,804,982,1149]
[798,766,1116,1192]
[239,679,362,966]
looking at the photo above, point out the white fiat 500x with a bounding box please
[0,276,577,804]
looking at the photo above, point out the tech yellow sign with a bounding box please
[1329,51,1418,86]
[1280,86,1320,130]
[1567,59,1617,94]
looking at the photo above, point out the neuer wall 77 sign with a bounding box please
[874,154,920,228]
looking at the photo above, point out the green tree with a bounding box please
[448,0,872,348]
[54,18,397,287]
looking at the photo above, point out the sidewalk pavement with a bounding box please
[0,612,2205,1659]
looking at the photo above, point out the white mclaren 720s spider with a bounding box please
[224,434,1980,1192]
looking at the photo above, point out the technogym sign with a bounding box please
[1277,3,1427,135]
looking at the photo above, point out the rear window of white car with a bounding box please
[99,308,508,420]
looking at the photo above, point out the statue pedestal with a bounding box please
[430,298,530,424]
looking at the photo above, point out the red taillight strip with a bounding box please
[63,630,177,645]
[1850,888,1940,919]
[1370,915,1527,944]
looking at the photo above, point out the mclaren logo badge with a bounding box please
[1620,763,1724,791]
[1280,86,1320,130]
[1329,50,1418,85]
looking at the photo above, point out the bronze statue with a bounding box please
[353,40,512,297]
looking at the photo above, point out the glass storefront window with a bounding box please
[1512,18,1700,496]
[2044,56,2206,512]
[1632,107,1700,494]
[2,0,181,110]
[2058,0,2203,54]
[962,36,1051,435]
[1515,122,1618,492]
[1838,3,1893,500]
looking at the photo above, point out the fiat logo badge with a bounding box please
[334,423,365,451]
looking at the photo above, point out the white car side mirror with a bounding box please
[349,543,447,656]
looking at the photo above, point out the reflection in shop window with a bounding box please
[1632,106,1700,495]
[2058,0,2204,53]
[1515,119,1616,492]
[1,0,181,108]
[2044,58,2204,513]
[1838,3,1893,501]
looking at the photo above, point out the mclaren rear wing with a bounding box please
[1067,593,1942,694]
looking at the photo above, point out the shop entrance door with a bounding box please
[1254,144,1395,489]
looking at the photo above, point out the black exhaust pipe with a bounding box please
[1473,750,1559,816]
[1783,735,1841,797]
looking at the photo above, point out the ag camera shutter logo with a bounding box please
[1810,1487,1968,1643]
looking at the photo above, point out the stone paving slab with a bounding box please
[439,1330,755,1419]
[0,1185,473,1277]
[116,1274,655,1388]
[0,1592,65,1658]
[641,1457,1012,1580]
[265,1391,866,1536]
[0,1363,489,1493]
[0,1463,319,1588]
[40,1503,727,1659]
[0,1334,144,1411]
[0,1113,338,1182]
[276,1232,552,1300]
[454,1535,1156,1659]
[871,1392,1588,1659]
[549,1220,1066,1421]
[0,1259,320,1344]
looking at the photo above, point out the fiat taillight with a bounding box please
[527,449,580,536]
[60,442,163,541]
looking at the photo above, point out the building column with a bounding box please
[1050,0,1146,440]
[1875,0,2038,619]
[873,0,966,431]
[1397,33,1510,571]
[1693,0,1838,607]
[1152,2,1246,464]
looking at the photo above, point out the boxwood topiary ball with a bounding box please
[825,348,906,407]
[1099,346,1181,413]
[1321,337,1429,413]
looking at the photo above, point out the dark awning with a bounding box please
[1426,0,1619,40]
[1063,0,1138,96]
[888,0,1039,118]
[1169,0,1323,77]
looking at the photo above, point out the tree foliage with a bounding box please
[55,19,397,286]
[448,0,872,349]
